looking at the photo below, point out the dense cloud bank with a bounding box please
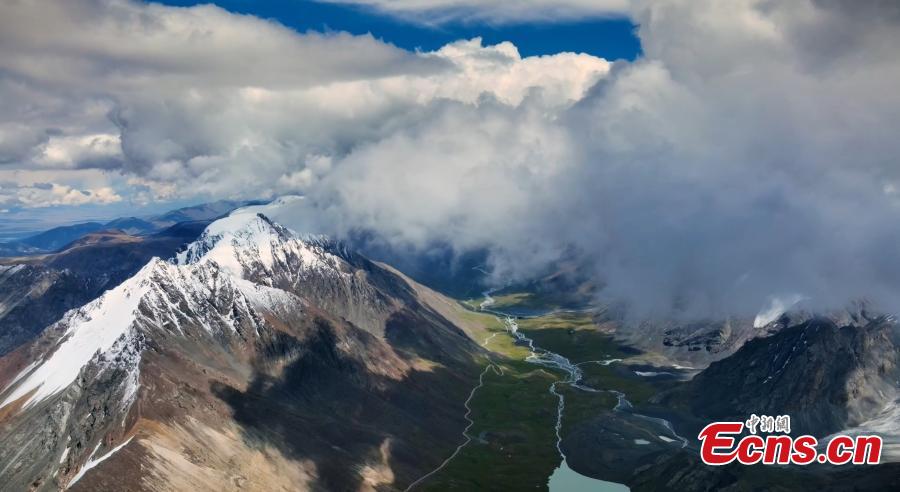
[3,0,900,318]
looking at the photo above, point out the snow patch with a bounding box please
[0,261,160,409]
[59,446,70,465]
[66,436,134,489]
[0,264,25,276]
[177,198,343,281]
[232,276,304,311]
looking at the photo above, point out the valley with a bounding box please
[1,202,899,491]
[413,284,900,492]
[413,290,689,491]
[3,2,899,490]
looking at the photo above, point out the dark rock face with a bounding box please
[662,321,738,353]
[677,317,899,436]
[215,316,477,491]
[609,316,775,369]
[629,452,741,492]
[563,315,900,492]
[624,439,900,492]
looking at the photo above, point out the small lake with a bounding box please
[548,460,630,492]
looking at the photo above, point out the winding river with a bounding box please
[480,290,688,491]
[406,289,688,491]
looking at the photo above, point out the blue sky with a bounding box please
[156,0,641,60]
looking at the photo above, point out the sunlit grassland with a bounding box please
[421,359,565,491]
[516,313,624,364]
[421,301,570,490]
[420,295,663,490]
[514,312,658,429]
[462,291,560,312]
[451,306,531,360]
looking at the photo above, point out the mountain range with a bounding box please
[0,199,484,491]
[1,198,899,491]
[0,200,262,257]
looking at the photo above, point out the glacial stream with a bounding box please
[480,291,687,492]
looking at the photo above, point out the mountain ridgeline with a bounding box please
[0,221,211,358]
[0,200,262,258]
[0,202,483,491]
[2,199,900,492]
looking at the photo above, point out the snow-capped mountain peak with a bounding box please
[176,212,290,274]
[176,204,345,283]
[0,201,366,413]
[0,197,482,491]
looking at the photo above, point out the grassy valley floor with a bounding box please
[419,292,900,492]
[415,295,676,491]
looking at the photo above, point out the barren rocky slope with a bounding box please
[0,201,482,491]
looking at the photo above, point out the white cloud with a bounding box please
[294,0,900,318]
[0,1,431,90]
[35,133,123,169]
[0,168,127,209]
[1,183,122,208]
[424,39,609,105]
[4,0,900,320]
[319,0,630,24]
[0,1,608,204]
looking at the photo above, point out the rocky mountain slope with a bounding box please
[609,316,773,368]
[674,315,899,436]
[0,201,481,491]
[0,222,210,358]
[561,310,900,492]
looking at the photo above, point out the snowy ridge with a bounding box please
[176,209,346,284]
[0,260,159,409]
[138,259,301,336]
[0,204,322,412]
[0,264,25,277]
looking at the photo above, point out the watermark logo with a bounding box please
[698,415,882,466]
